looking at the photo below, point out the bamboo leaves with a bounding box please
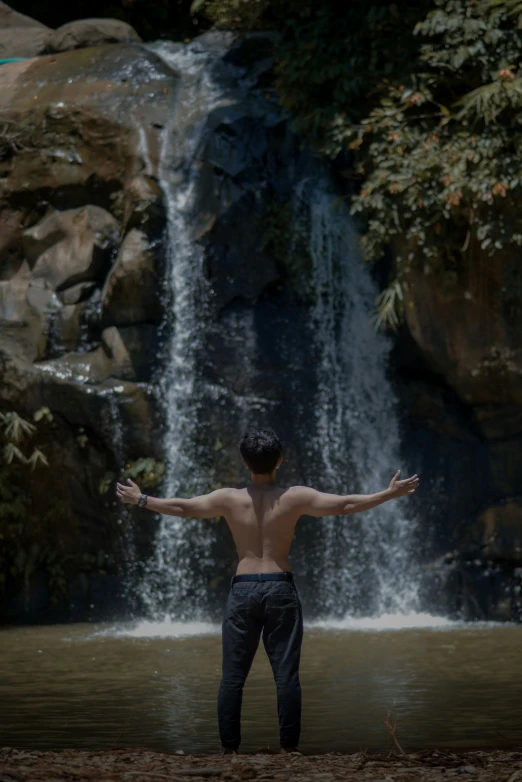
[0,408,49,469]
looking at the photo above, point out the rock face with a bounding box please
[0,42,172,621]
[23,206,120,291]
[393,236,522,622]
[101,229,157,326]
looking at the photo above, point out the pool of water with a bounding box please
[1,614,521,753]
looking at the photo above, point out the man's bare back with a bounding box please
[116,471,419,575]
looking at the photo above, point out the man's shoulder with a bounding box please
[282,485,316,501]
[285,484,315,493]
[213,486,246,503]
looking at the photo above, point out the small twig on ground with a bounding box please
[384,709,407,756]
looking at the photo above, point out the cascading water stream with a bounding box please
[292,180,421,617]
[139,36,423,624]
[139,38,235,620]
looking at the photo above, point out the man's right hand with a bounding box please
[388,470,419,498]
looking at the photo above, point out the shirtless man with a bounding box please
[116,427,419,755]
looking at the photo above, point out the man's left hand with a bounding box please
[116,477,141,504]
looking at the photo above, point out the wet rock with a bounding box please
[204,196,281,308]
[23,206,119,291]
[58,281,97,305]
[0,276,30,326]
[55,302,84,351]
[124,176,165,232]
[101,326,135,380]
[101,229,157,326]
[26,278,61,314]
[37,346,115,385]
[475,502,522,562]
[0,210,27,280]
[0,45,175,194]
[102,324,158,381]
[52,19,142,52]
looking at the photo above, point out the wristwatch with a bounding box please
[137,493,148,507]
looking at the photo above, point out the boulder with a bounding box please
[101,229,157,326]
[0,277,30,331]
[36,346,116,384]
[101,326,135,380]
[0,1,49,28]
[0,27,53,59]
[123,176,165,232]
[55,302,84,351]
[23,206,119,291]
[101,323,157,381]
[0,45,175,195]
[26,277,60,314]
[0,209,26,281]
[51,19,141,52]
[57,281,97,305]
[0,2,53,59]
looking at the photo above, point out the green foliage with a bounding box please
[123,458,165,488]
[0,408,50,468]
[0,409,60,604]
[343,0,522,328]
[99,458,164,495]
[201,0,269,29]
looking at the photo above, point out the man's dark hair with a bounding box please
[239,428,283,474]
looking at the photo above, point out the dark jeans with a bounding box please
[218,576,303,750]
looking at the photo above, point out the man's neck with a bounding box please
[250,471,277,487]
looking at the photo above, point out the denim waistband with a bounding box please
[231,572,293,584]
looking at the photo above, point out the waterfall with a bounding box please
[139,36,422,623]
[139,37,235,620]
[292,180,421,617]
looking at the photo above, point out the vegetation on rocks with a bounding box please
[346,0,522,327]
[0,407,67,603]
[0,406,115,608]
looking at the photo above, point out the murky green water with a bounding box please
[1,617,521,753]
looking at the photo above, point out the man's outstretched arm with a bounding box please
[116,478,229,518]
[292,470,419,518]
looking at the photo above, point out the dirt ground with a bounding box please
[1,747,522,782]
